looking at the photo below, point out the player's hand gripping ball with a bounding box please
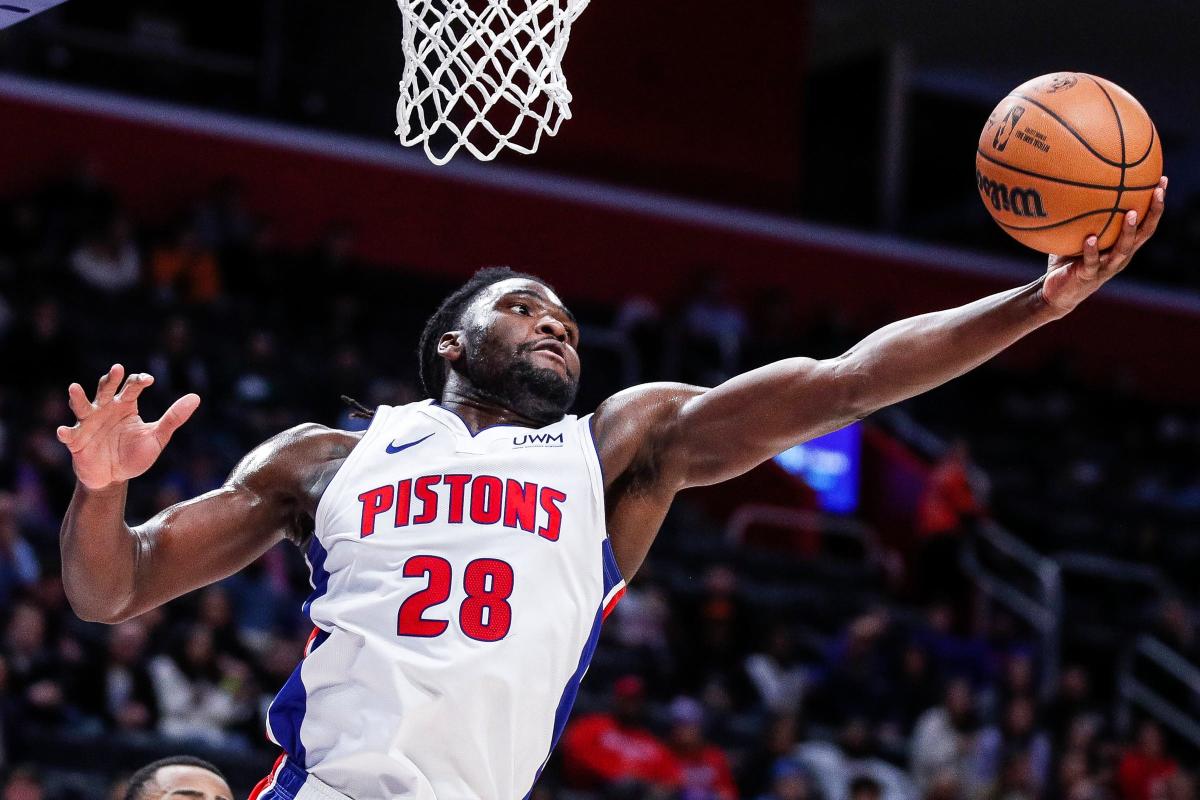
[976,72,1162,255]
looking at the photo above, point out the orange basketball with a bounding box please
[975,72,1162,256]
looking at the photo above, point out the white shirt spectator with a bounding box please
[794,740,916,800]
[148,653,241,746]
[70,233,140,294]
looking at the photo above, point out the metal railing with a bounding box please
[1118,635,1200,750]
[962,520,1063,699]
[1054,551,1167,591]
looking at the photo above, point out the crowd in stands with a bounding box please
[0,168,1196,800]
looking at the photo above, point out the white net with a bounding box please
[395,0,591,165]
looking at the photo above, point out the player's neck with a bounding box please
[437,388,543,434]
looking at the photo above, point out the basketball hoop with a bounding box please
[395,0,591,165]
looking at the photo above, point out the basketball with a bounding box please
[975,72,1162,255]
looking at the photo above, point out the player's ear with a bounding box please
[438,331,465,363]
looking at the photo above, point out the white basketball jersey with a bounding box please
[264,400,626,800]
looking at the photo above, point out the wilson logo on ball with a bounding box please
[991,105,1025,151]
[976,170,1049,218]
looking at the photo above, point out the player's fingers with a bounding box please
[67,382,94,420]
[1079,236,1101,280]
[1105,210,1139,274]
[152,393,201,446]
[56,425,76,445]
[115,372,154,404]
[1134,182,1167,247]
[95,364,124,404]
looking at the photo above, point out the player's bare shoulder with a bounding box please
[229,422,365,529]
[591,382,705,492]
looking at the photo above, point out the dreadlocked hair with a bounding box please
[340,266,552,421]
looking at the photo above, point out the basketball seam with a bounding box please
[1088,76,1125,243]
[975,147,1159,192]
[995,207,1129,232]
[1128,123,1157,168]
[1012,92,1127,169]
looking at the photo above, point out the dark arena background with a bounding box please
[2,2,1200,799]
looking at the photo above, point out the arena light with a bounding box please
[0,0,69,30]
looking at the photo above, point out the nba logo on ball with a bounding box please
[991,106,1024,152]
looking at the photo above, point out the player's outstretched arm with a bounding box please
[599,179,1166,496]
[58,364,347,624]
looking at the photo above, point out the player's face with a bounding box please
[459,279,581,423]
[150,766,232,800]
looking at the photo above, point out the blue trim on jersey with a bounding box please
[522,539,625,799]
[254,756,312,800]
[585,414,606,484]
[268,536,332,767]
[301,535,330,619]
[601,537,623,594]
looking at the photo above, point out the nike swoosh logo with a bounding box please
[386,433,436,455]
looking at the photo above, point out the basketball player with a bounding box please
[58,183,1165,800]
[123,756,232,800]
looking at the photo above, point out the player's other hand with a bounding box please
[1041,176,1166,317]
[56,364,201,491]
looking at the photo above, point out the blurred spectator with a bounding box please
[740,715,801,799]
[756,760,817,800]
[196,587,252,665]
[910,679,985,795]
[1,767,44,800]
[796,719,916,800]
[674,565,755,712]
[667,696,738,800]
[69,216,141,296]
[148,624,250,746]
[745,624,809,716]
[913,441,982,604]
[984,751,1036,800]
[80,620,159,733]
[3,601,67,726]
[1044,665,1102,748]
[976,697,1051,793]
[561,675,681,794]
[850,776,884,800]
[0,492,40,608]
[150,224,223,306]
[914,603,994,690]
[1117,721,1178,800]
[673,267,748,384]
[887,644,942,738]
[146,317,210,401]
[811,610,893,725]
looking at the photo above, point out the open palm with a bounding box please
[56,364,201,491]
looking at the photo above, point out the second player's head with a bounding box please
[419,267,580,424]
